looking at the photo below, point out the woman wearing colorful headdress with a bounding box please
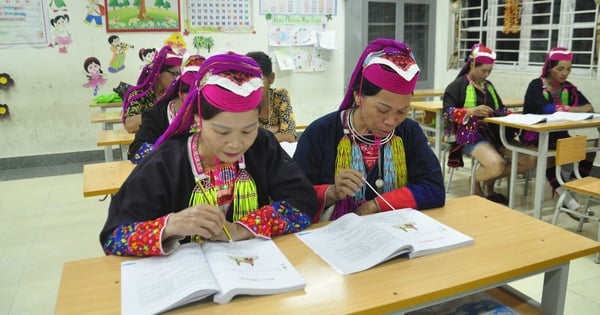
[128,54,206,163]
[523,47,595,210]
[100,52,317,256]
[246,51,297,143]
[121,45,183,133]
[293,38,444,222]
[443,43,536,203]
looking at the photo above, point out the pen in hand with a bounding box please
[222,225,235,245]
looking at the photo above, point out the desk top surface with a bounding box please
[413,89,444,97]
[486,116,600,131]
[55,196,600,315]
[82,160,135,197]
[89,102,122,108]
[91,111,122,124]
[96,129,134,146]
[411,98,523,111]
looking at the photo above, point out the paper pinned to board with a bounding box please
[318,31,337,50]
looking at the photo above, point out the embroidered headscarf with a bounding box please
[155,52,262,146]
[121,45,182,122]
[339,38,420,110]
[470,43,496,65]
[154,54,206,108]
[541,47,573,78]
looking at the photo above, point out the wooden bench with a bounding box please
[89,102,122,111]
[82,160,136,197]
[97,129,134,161]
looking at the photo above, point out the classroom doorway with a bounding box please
[344,0,436,89]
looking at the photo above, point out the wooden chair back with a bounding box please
[556,135,587,166]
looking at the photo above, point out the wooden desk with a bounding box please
[410,98,531,160]
[97,129,134,161]
[412,89,444,101]
[485,117,600,218]
[91,111,122,125]
[89,102,122,111]
[55,196,600,315]
[82,160,136,197]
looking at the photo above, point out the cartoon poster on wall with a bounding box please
[104,0,180,32]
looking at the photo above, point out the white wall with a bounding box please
[0,1,345,159]
[1,1,599,160]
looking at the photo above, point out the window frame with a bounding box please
[457,0,599,77]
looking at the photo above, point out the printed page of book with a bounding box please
[121,243,219,315]
[202,238,306,304]
[492,113,549,125]
[362,209,474,258]
[295,212,412,275]
[547,111,600,122]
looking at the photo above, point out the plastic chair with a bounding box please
[551,135,600,264]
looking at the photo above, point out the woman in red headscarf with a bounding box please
[293,38,445,222]
[523,47,595,210]
[100,52,317,256]
[443,43,536,203]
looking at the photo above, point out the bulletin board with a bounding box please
[0,0,51,48]
[268,15,336,73]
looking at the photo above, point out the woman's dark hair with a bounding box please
[246,51,272,76]
[351,72,383,97]
[456,60,484,78]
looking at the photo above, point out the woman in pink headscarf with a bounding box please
[443,43,536,204]
[293,38,445,222]
[523,47,595,210]
[100,52,317,256]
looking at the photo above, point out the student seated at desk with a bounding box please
[121,45,182,134]
[100,52,317,256]
[443,44,536,203]
[293,38,445,222]
[522,47,596,210]
[128,54,206,163]
[246,51,297,143]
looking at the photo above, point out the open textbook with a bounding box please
[121,238,305,315]
[295,209,474,275]
[493,112,600,125]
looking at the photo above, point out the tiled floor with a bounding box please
[0,162,599,315]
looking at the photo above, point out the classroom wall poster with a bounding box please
[0,0,51,48]
[185,0,253,33]
[259,0,336,15]
[104,0,181,32]
[269,15,330,72]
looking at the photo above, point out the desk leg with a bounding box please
[435,111,442,159]
[541,263,568,315]
[102,122,115,162]
[508,146,518,209]
[533,132,550,219]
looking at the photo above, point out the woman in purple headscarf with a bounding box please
[523,47,595,210]
[100,52,317,256]
[121,45,183,133]
[293,38,445,222]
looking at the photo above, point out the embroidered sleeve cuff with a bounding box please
[131,142,154,164]
[236,201,311,237]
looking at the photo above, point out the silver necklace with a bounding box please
[347,108,391,191]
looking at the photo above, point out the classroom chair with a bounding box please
[551,135,600,264]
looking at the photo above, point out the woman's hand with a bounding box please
[354,200,379,216]
[209,221,253,242]
[163,205,226,240]
[326,169,364,204]
[469,105,494,118]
